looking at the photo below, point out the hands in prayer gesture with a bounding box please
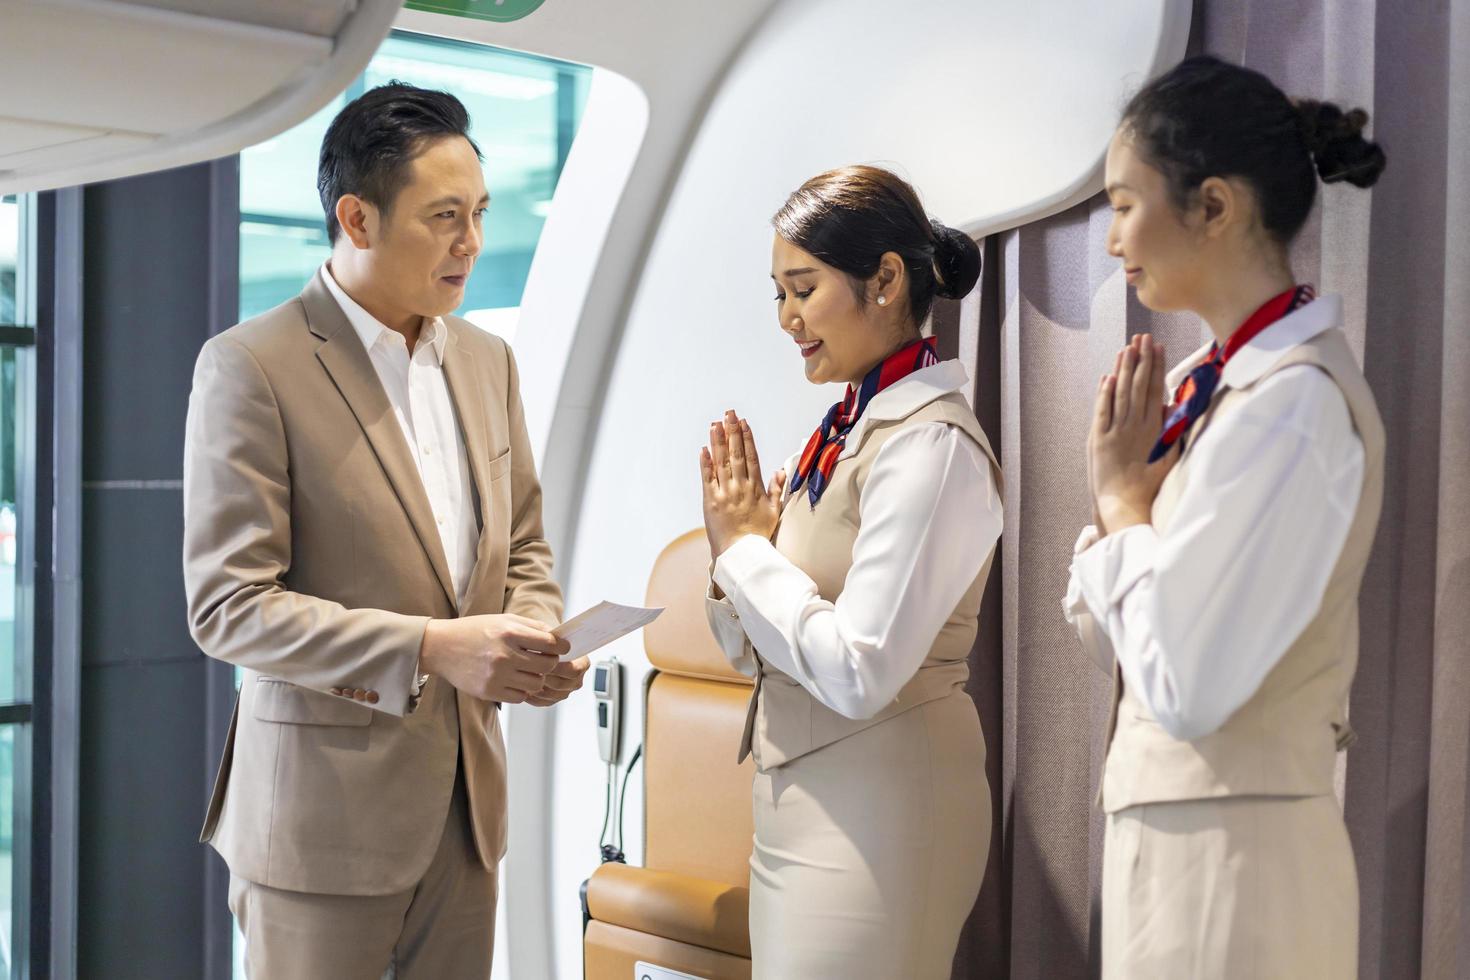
[1088,333,1177,535]
[700,409,787,559]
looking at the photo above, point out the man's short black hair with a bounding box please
[317,81,483,244]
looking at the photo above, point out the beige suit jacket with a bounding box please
[183,273,562,896]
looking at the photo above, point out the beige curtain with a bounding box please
[937,1,1470,976]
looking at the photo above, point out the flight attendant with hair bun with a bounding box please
[700,165,1003,978]
[1065,56,1389,978]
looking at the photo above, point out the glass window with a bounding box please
[0,724,18,972]
[239,32,591,344]
[0,192,36,980]
[0,343,31,708]
[0,196,18,326]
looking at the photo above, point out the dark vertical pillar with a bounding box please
[75,159,238,980]
[35,186,85,980]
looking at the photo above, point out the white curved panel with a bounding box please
[683,0,1189,241]
[0,0,402,194]
[511,67,650,457]
[0,119,142,159]
[2,3,329,134]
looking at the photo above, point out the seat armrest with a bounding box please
[586,863,751,958]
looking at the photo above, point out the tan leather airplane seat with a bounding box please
[584,530,755,980]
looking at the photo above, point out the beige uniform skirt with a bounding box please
[1102,793,1358,979]
[747,688,990,979]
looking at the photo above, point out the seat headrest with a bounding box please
[644,530,751,684]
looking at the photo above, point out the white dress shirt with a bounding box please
[1064,295,1365,741]
[708,360,1004,721]
[321,265,479,608]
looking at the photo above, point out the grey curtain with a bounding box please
[936,1,1470,976]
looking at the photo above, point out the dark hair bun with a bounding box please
[1295,99,1387,188]
[930,220,982,300]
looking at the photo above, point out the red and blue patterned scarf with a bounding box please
[789,336,940,508]
[1148,285,1316,463]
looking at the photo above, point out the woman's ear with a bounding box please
[1197,176,1240,241]
[871,251,905,306]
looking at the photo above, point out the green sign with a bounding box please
[405,0,547,23]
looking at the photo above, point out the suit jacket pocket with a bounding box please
[488,447,512,481]
[253,677,373,727]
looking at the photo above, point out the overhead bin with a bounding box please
[0,0,401,194]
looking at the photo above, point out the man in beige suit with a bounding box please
[183,83,587,979]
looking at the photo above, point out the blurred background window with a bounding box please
[239,31,591,346]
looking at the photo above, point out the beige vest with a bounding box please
[738,390,1003,770]
[1100,327,1385,812]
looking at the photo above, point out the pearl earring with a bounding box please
[876,295,887,306]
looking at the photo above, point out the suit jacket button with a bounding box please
[366,691,379,704]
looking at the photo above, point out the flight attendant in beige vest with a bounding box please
[1064,57,1388,978]
[699,166,1003,978]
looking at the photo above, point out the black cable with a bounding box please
[596,744,644,865]
[597,761,613,856]
[613,743,643,853]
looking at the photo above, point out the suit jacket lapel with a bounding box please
[441,324,495,610]
[302,275,459,610]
